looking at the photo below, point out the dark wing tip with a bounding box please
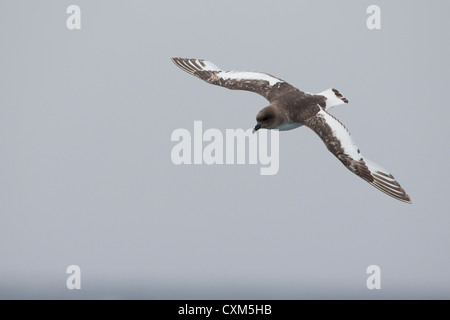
[370,171,412,204]
[332,88,349,103]
[171,57,199,75]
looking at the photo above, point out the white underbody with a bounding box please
[276,122,303,131]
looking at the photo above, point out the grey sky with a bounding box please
[0,0,449,299]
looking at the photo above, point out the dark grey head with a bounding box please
[253,106,283,133]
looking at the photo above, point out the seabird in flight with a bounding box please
[171,57,411,203]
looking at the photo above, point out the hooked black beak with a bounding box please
[252,123,261,134]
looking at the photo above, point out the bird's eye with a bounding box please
[261,116,270,121]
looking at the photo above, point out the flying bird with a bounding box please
[171,57,411,203]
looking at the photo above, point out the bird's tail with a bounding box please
[318,88,349,111]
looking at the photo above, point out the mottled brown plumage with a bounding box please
[172,57,411,203]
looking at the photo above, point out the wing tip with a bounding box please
[332,88,349,104]
[171,57,183,64]
[361,159,411,204]
[171,57,215,75]
[399,190,412,204]
[171,57,198,75]
[370,173,412,204]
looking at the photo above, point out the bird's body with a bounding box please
[266,90,330,130]
[171,57,411,203]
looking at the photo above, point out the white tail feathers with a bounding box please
[318,88,349,111]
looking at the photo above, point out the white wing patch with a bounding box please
[217,71,282,86]
[364,158,388,176]
[171,58,291,101]
[171,58,282,86]
[317,108,360,159]
[198,59,221,71]
[316,107,411,203]
[318,88,348,110]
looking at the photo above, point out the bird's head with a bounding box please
[253,106,282,133]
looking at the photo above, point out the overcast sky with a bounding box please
[0,0,449,299]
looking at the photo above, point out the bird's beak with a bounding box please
[252,124,261,134]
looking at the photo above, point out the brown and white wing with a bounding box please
[171,58,297,102]
[304,108,411,203]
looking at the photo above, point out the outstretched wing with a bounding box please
[171,58,297,102]
[303,107,411,203]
